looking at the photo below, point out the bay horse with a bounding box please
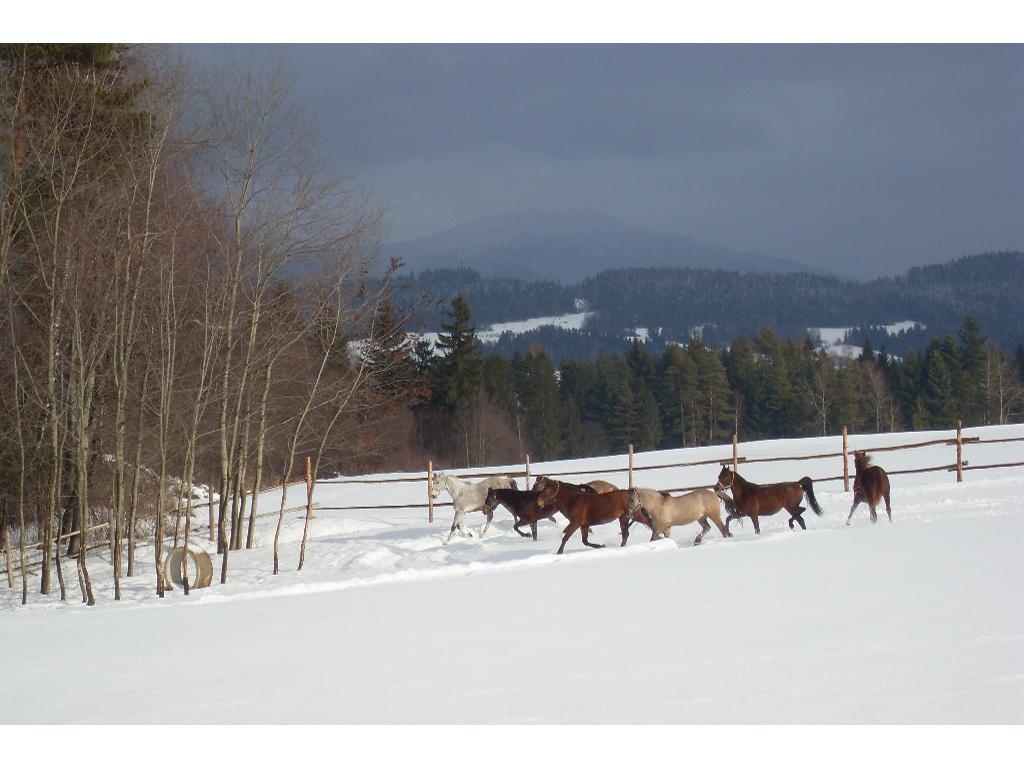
[483,485,559,541]
[431,471,518,544]
[627,487,731,546]
[533,477,632,554]
[716,466,825,535]
[846,452,892,525]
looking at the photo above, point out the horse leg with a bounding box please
[531,520,538,541]
[649,520,660,541]
[620,515,630,547]
[750,513,761,535]
[869,502,878,524]
[557,522,580,554]
[789,512,806,530]
[709,510,730,538]
[444,510,464,545]
[693,517,710,546]
[884,492,892,522]
[480,508,493,537]
[581,525,604,549]
[725,513,739,536]
[846,498,861,527]
[513,518,530,537]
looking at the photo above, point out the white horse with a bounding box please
[431,471,518,544]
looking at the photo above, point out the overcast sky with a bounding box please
[186,44,1023,278]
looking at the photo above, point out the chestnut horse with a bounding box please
[846,452,892,525]
[716,466,825,535]
[533,477,632,554]
[483,486,558,540]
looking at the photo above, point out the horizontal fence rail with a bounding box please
[4,423,1022,583]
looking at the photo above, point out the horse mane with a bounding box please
[854,452,872,471]
[659,490,672,499]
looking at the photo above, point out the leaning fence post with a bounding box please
[842,425,850,492]
[628,443,634,489]
[732,433,738,473]
[208,477,216,543]
[297,456,314,572]
[2,498,13,589]
[956,420,963,483]
[525,454,531,488]
[427,460,434,523]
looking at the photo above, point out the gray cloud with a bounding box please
[184,44,1024,277]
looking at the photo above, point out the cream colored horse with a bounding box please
[626,488,731,546]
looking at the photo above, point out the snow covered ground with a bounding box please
[2,425,1023,723]
[417,310,592,349]
[811,320,925,359]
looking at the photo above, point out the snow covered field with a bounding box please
[3,425,1023,724]
[811,320,924,359]
[417,310,592,349]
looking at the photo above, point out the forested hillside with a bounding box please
[405,295,1024,468]
[395,252,1024,358]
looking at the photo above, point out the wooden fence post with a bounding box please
[732,433,738,473]
[427,460,434,523]
[628,443,634,489]
[525,454,531,488]
[209,477,216,543]
[956,420,963,483]
[842,425,850,492]
[297,456,314,572]
[2,498,13,589]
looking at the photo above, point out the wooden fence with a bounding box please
[313,421,1024,522]
[5,422,1024,580]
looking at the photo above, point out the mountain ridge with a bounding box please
[384,208,828,281]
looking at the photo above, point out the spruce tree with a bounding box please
[431,295,483,411]
[920,347,957,428]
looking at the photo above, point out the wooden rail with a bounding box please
[3,425,1020,582]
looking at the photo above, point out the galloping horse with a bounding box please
[431,471,518,544]
[483,485,559,541]
[533,477,631,554]
[716,466,825,535]
[627,487,731,545]
[846,452,892,525]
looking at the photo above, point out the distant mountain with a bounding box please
[384,209,824,282]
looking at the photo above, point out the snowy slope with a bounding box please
[2,426,1023,723]
[417,310,591,349]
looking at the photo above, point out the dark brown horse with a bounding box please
[716,466,825,535]
[533,477,632,554]
[483,486,558,540]
[846,452,892,525]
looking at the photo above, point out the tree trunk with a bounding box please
[127,373,148,577]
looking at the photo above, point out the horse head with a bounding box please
[483,487,498,512]
[536,479,559,508]
[625,488,644,524]
[430,471,446,498]
[716,466,735,491]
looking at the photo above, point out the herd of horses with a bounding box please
[431,451,892,552]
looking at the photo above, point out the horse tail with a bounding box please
[715,488,737,516]
[800,477,825,516]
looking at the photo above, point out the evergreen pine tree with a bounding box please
[431,295,483,411]
[920,347,957,428]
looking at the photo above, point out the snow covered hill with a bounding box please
[3,426,1024,723]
